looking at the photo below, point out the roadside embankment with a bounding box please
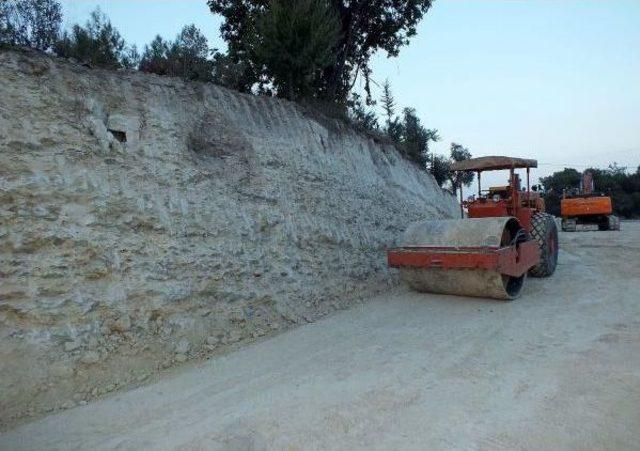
[0,48,457,426]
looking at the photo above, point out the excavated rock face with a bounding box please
[0,49,458,425]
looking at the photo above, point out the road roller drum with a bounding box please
[389,217,539,300]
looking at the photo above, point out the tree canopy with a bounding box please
[207,0,433,101]
[449,143,474,188]
[250,0,341,100]
[0,0,61,51]
[54,9,137,69]
[139,25,214,81]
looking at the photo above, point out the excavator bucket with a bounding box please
[388,217,540,300]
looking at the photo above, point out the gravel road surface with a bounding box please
[2,222,639,450]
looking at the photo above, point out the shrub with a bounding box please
[348,93,379,132]
[54,9,132,69]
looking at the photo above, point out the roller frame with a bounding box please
[387,240,540,278]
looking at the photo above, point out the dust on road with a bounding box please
[2,222,639,450]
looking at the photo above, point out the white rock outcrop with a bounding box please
[0,48,458,425]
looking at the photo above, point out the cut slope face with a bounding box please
[0,49,457,425]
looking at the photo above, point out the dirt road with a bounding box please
[2,222,639,450]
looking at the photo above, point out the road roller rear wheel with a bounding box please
[529,213,558,277]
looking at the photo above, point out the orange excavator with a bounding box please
[561,171,620,231]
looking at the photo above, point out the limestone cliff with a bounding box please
[0,48,457,425]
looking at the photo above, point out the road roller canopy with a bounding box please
[450,156,538,172]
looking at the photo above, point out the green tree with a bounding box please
[386,117,403,143]
[170,24,214,81]
[54,9,132,69]
[449,143,474,188]
[587,164,633,217]
[539,167,582,216]
[429,154,451,188]
[250,0,341,100]
[380,79,395,127]
[139,36,170,75]
[139,25,214,82]
[211,52,252,91]
[540,167,582,194]
[120,45,140,70]
[380,79,403,142]
[0,0,61,51]
[425,144,474,190]
[207,0,434,101]
[401,108,427,165]
[348,93,379,132]
[398,108,439,168]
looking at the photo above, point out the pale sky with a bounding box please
[60,0,640,187]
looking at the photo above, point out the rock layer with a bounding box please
[0,49,457,425]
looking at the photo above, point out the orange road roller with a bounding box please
[388,156,558,300]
